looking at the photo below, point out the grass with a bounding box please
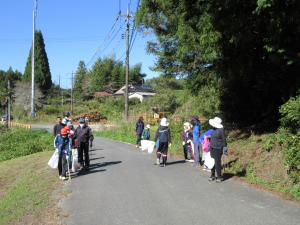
[0,151,61,225]
[0,128,53,162]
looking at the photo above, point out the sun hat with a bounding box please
[213,117,222,124]
[209,117,223,129]
[160,118,169,126]
[146,124,150,129]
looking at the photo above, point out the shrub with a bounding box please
[277,128,300,183]
[279,94,300,133]
[0,128,53,162]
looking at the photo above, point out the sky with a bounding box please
[0,0,159,88]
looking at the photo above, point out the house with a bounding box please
[94,91,112,98]
[114,84,156,102]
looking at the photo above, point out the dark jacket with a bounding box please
[75,125,92,143]
[209,128,227,150]
[182,130,193,143]
[155,126,171,143]
[53,123,65,136]
[135,120,144,135]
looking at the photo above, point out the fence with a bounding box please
[0,121,32,129]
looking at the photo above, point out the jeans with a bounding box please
[78,142,90,167]
[194,142,200,165]
[58,155,68,177]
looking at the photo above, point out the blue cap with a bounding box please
[79,118,85,124]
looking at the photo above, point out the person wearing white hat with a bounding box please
[154,118,171,167]
[182,122,193,161]
[208,117,227,182]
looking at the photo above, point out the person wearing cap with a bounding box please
[53,116,65,136]
[191,116,201,166]
[74,117,93,170]
[54,126,71,180]
[208,117,227,182]
[142,124,151,140]
[135,116,144,148]
[154,118,171,167]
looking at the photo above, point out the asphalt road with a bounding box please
[60,137,300,225]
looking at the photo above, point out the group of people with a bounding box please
[135,115,228,182]
[53,112,94,180]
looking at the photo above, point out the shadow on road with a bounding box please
[90,148,104,152]
[70,161,122,179]
[90,157,105,161]
[166,160,186,165]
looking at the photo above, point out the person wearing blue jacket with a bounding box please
[191,116,201,166]
[54,126,70,180]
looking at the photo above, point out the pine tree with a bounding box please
[74,61,88,100]
[23,30,52,92]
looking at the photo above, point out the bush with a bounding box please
[279,94,300,133]
[277,128,300,183]
[0,128,53,162]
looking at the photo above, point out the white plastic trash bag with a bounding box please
[147,141,155,154]
[140,140,149,151]
[204,152,215,169]
[71,148,79,172]
[48,148,59,169]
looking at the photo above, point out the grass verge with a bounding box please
[0,127,53,162]
[0,151,62,225]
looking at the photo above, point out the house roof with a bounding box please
[114,84,155,95]
[94,92,112,97]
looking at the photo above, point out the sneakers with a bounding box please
[160,163,166,167]
[208,176,216,181]
[61,176,67,181]
[59,175,62,180]
[216,177,223,183]
[156,158,160,165]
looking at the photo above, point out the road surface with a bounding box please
[60,137,300,225]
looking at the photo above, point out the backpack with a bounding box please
[142,129,150,140]
[158,128,169,143]
[202,136,210,152]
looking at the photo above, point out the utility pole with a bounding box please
[71,72,73,114]
[30,0,37,117]
[124,5,130,121]
[59,74,64,106]
[7,79,11,127]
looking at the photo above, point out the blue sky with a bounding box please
[0,0,159,88]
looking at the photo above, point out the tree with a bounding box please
[23,30,52,92]
[136,0,300,130]
[88,56,146,93]
[74,61,88,100]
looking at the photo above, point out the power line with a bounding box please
[86,14,121,67]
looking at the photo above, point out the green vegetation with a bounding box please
[23,30,52,92]
[0,151,61,225]
[136,0,300,130]
[0,127,53,162]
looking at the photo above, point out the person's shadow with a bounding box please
[71,161,122,178]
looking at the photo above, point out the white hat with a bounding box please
[146,124,151,129]
[160,118,169,126]
[209,117,223,129]
[61,118,67,125]
[213,117,222,123]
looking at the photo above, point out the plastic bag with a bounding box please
[204,152,215,169]
[147,141,156,154]
[48,148,59,169]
